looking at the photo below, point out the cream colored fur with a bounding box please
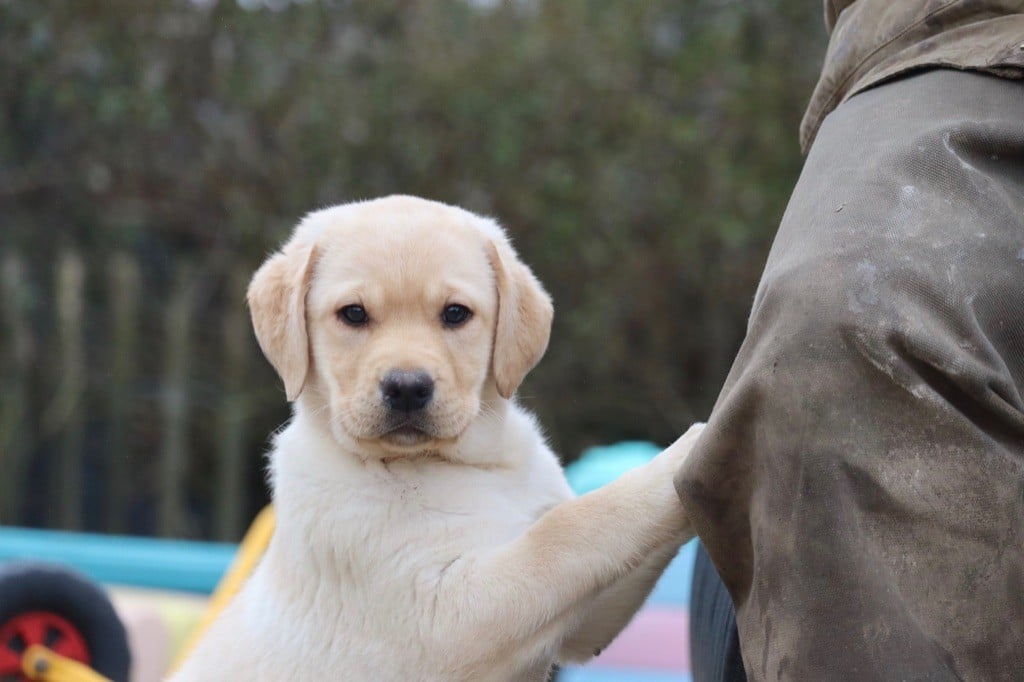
[170,195,704,681]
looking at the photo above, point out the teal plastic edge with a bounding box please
[0,527,237,594]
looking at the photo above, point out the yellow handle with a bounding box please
[169,505,276,673]
[22,645,111,682]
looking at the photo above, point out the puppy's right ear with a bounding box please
[247,241,317,401]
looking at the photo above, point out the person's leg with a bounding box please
[676,70,1024,680]
[690,542,746,682]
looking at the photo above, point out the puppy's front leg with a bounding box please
[558,538,682,663]
[452,424,704,656]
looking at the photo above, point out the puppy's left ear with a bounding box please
[486,230,554,399]
[247,240,318,401]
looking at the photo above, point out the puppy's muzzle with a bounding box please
[381,369,434,413]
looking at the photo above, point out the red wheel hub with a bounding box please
[0,611,91,679]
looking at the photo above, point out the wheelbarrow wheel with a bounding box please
[0,562,130,682]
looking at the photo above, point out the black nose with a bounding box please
[381,370,435,412]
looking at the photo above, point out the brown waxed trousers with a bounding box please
[676,70,1024,680]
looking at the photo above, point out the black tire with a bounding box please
[689,542,746,682]
[0,562,131,682]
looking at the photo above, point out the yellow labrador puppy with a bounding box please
[172,195,704,681]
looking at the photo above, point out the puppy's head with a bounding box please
[247,196,552,460]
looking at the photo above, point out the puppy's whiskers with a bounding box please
[475,402,502,426]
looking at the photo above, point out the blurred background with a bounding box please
[0,0,826,542]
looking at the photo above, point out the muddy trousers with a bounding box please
[676,70,1024,681]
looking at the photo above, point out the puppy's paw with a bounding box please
[651,422,706,478]
[633,422,705,538]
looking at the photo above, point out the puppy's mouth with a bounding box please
[378,418,436,447]
[382,424,430,444]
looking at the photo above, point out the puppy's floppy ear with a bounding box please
[487,232,554,399]
[247,240,318,401]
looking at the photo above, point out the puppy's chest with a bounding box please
[336,486,518,580]
[336,477,539,569]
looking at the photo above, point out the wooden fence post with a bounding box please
[0,253,33,525]
[215,266,251,541]
[105,253,140,533]
[53,251,86,530]
[158,263,196,538]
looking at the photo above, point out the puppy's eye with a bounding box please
[337,305,369,326]
[441,304,472,327]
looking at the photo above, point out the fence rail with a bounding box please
[0,249,282,541]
